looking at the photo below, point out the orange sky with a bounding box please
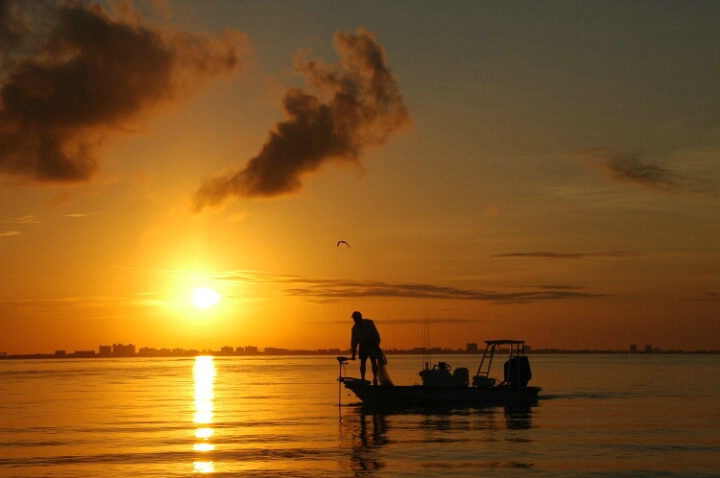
[1,1,719,354]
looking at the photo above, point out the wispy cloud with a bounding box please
[1,211,104,238]
[62,212,107,218]
[1,214,35,236]
[689,292,720,302]
[4,212,103,222]
[4,214,41,224]
[284,279,599,304]
[310,317,483,325]
[0,293,165,311]
[578,148,718,194]
[605,151,681,190]
[215,270,601,304]
[193,28,410,211]
[0,1,246,183]
[492,251,634,259]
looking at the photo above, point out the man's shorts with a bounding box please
[358,345,379,361]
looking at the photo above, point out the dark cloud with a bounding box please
[578,148,718,194]
[193,28,410,211]
[0,0,28,67]
[278,278,600,304]
[310,317,482,325]
[690,292,720,302]
[603,151,680,190]
[492,251,633,259]
[0,1,246,182]
[209,270,602,305]
[215,271,600,304]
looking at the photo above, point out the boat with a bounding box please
[337,340,541,406]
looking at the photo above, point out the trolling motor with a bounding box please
[336,356,349,406]
[336,356,350,377]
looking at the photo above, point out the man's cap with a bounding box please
[351,311,362,320]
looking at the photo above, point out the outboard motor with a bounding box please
[504,356,532,387]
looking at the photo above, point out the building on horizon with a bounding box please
[138,347,172,357]
[113,343,136,357]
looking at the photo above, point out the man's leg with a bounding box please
[370,357,378,385]
[359,357,367,381]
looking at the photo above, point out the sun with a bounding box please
[191,287,221,310]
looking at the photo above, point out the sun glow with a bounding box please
[191,287,221,310]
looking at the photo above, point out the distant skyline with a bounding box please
[1,1,718,354]
[4,340,715,358]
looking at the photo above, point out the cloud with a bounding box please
[0,293,165,320]
[213,270,600,304]
[4,214,41,224]
[690,292,720,302]
[277,278,599,304]
[0,0,29,69]
[62,212,106,218]
[578,148,717,194]
[603,151,680,190]
[193,28,410,211]
[492,251,634,259]
[310,317,483,326]
[0,1,246,183]
[0,230,20,237]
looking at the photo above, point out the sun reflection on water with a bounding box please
[193,356,216,473]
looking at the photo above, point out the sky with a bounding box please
[1,0,718,354]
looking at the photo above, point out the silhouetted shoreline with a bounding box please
[1,346,718,360]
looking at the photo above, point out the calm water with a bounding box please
[1,354,719,477]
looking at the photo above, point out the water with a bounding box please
[1,354,719,477]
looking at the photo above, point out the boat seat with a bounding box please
[472,375,496,388]
[420,368,455,387]
[453,367,469,387]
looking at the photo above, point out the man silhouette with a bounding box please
[350,311,381,385]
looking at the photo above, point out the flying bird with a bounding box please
[337,241,350,248]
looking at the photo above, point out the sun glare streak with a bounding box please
[193,356,216,473]
[193,461,215,473]
[194,356,215,424]
[193,443,215,452]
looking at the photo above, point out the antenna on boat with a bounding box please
[336,356,349,407]
[421,309,431,371]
